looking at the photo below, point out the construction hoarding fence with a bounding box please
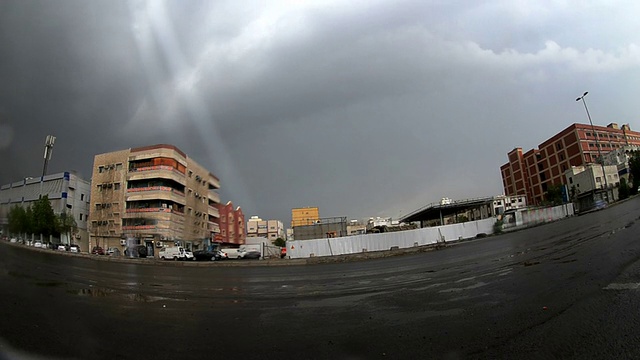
[287,204,575,259]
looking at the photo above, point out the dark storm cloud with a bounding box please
[1,0,639,223]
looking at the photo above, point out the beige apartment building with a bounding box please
[246,216,284,241]
[89,144,221,257]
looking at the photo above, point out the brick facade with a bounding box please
[501,123,640,205]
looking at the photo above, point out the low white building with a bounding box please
[0,172,91,248]
[565,164,619,211]
[492,195,527,215]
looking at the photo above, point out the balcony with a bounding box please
[124,207,184,217]
[208,191,220,204]
[126,186,186,205]
[128,165,186,184]
[208,205,220,218]
[122,224,157,231]
[209,222,220,233]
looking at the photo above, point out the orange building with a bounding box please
[501,123,640,205]
[291,207,319,227]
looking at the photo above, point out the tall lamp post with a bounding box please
[576,92,609,202]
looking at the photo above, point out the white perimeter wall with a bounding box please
[288,218,496,259]
[288,204,575,259]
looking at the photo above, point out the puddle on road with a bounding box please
[438,281,488,293]
[297,292,384,308]
[69,288,114,297]
[124,293,179,302]
[604,283,640,290]
[67,287,184,303]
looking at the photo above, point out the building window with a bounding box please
[95,204,101,210]
[79,214,83,221]
[98,166,105,173]
[116,163,123,171]
[569,177,573,184]
[114,183,121,190]
[596,177,601,183]
[188,170,193,178]
[80,194,85,201]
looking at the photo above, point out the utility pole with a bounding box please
[42,135,56,179]
[576,92,609,202]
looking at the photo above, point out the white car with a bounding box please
[34,241,43,248]
[57,245,67,251]
[184,251,195,261]
[10,238,17,243]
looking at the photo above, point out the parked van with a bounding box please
[159,247,186,260]
[221,248,246,259]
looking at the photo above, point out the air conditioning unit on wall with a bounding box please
[120,239,127,246]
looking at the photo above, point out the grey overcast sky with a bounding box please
[1,0,639,224]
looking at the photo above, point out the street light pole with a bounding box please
[576,92,609,202]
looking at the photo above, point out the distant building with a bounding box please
[492,195,527,216]
[565,164,619,211]
[247,216,284,242]
[601,145,640,181]
[293,217,347,240]
[291,207,319,227]
[347,220,367,236]
[88,144,221,257]
[218,201,245,245]
[501,123,640,205]
[0,172,91,248]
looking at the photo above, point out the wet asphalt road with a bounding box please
[3,198,640,359]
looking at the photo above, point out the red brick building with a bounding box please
[501,123,640,205]
[217,201,245,245]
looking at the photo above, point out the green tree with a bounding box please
[24,205,34,236]
[8,205,26,235]
[618,177,630,200]
[273,237,286,247]
[31,196,57,237]
[57,210,78,244]
[630,150,640,195]
[544,184,564,206]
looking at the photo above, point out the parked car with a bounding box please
[184,250,195,261]
[106,247,120,256]
[34,241,43,248]
[57,245,67,251]
[91,246,105,255]
[158,246,185,260]
[193,250,222,261]
[594,199,607,211]
[10,238,17,243]
[69,244,81,253]
[243,250,261,259]
[221,248,244,259]
[124,245,147,258]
